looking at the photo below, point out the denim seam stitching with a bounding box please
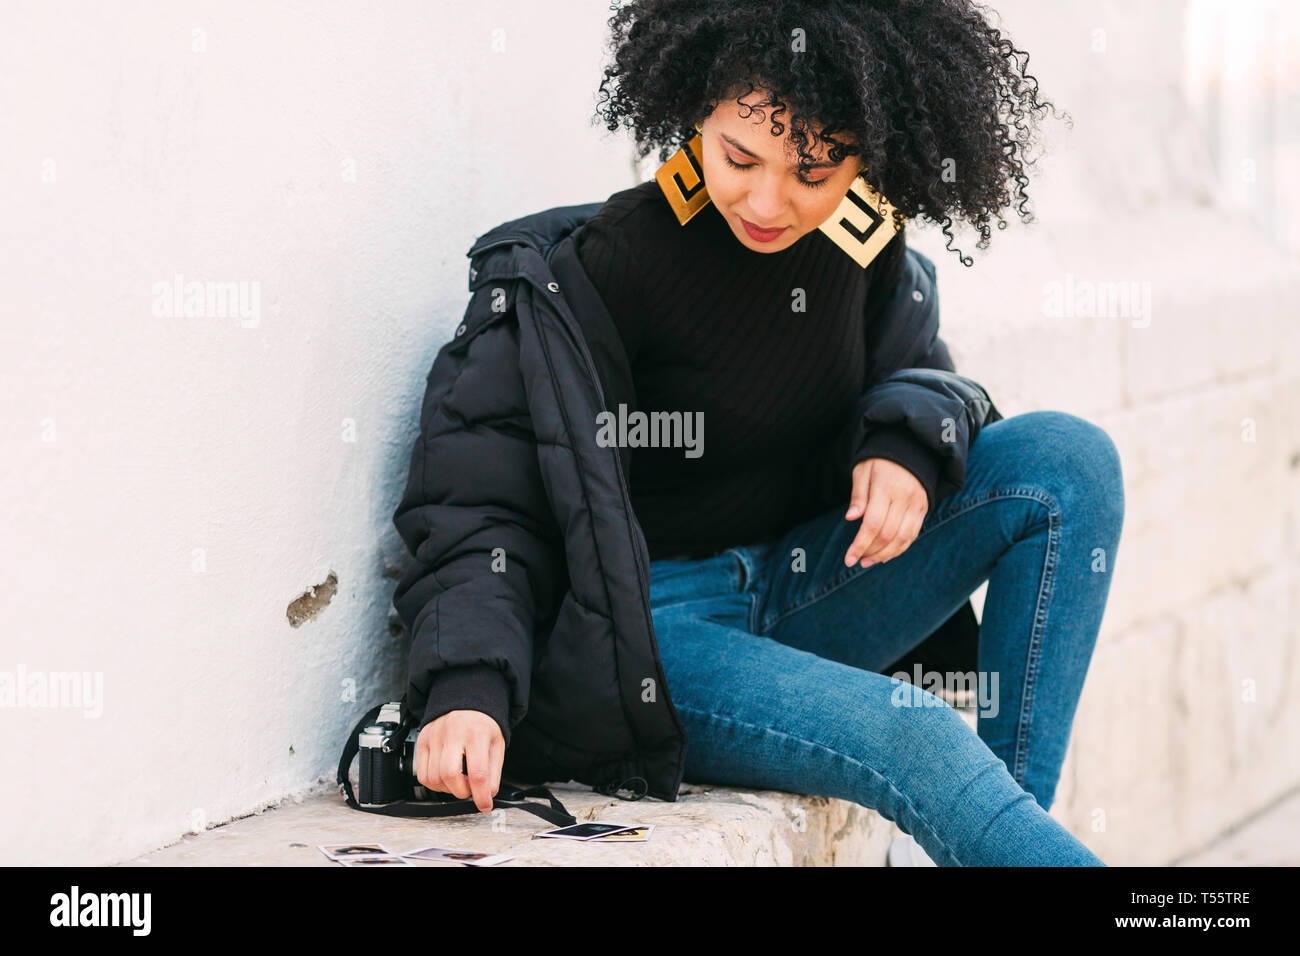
[755,485,1061,793]
[1014,495,1061,789]
[758,486,1057,633]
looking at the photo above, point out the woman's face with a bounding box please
[699,90,864,253]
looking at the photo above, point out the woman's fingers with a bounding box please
[845,458,927,565]
[897,507,927,553]
[869,509,923,563]
[414,726,436,792]
[464,734,497,813]
[861,497,909,563]
[439,745,473,800]
[845,459,873,521]
[846,480,896,564]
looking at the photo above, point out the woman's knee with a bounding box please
[867,680,981,773]
[997,410,1125,525]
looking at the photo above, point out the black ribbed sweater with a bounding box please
[573,179,940,561]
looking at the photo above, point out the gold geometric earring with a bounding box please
[817,176,902,269]
[654,121,711,226]
[653,121,903,269]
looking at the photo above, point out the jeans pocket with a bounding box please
[649,555,718,609]
[726,543,777,633]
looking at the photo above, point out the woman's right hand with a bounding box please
[414,710,505,813]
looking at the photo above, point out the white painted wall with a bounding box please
[0,1,637,865]
[2,0,1296,866]
[903,0,1300,864]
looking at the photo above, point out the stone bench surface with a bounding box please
[120,707,980,867]
[118,781,903,867]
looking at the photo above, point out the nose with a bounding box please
[747,172,787,223]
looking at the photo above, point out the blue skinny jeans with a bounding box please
[649,410,1124,866]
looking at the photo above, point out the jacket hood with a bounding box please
[467,200,601,259]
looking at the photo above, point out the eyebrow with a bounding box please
[718,132,842,169]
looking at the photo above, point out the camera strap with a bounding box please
[336,703,577,829]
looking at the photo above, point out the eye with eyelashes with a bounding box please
[722,151,832,188]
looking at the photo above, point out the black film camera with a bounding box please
[356,701,429,805]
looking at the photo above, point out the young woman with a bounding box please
[404,0,1124,866]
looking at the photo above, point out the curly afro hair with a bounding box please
[593,0,1063,265]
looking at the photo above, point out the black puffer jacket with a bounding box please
[391,198,1003,801]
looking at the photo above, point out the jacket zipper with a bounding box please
[529,257,688,794]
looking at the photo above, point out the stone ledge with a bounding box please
[118,707,977,867]
[116,781,897,867]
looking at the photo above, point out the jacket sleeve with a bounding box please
[391,285,565,747]
[805,233,1002,513]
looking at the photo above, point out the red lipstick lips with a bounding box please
[740,216,787,242]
